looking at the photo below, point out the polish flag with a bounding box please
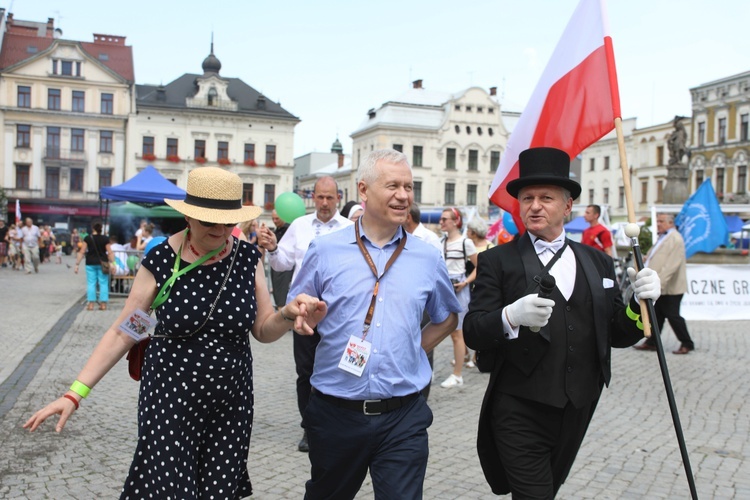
[489,0,621,231]
[15,199,22,225]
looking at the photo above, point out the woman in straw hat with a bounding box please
[25,167,326,499]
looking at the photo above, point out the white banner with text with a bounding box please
[681,264,750,320]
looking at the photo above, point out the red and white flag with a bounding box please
[489,0,621,232]
[15,199,22,225]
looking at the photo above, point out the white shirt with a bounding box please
[411,223,442,252]
[20,225,40,248]
[268,211,353,283]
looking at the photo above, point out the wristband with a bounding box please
[70,380,91,399]
[280,308,295,322]
[63,394,80,410]
[626,304,644,331]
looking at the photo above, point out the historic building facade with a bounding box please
[688,71,750,204]
[0,11,134,222]
[132,45,299,221]
[350,80,511,216]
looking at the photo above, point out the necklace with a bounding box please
[186,233,230,262]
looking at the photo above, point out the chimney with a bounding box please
[489,86,497,96]
[412,79,423,89]
[46,17,54,35]
[338,153,345,169]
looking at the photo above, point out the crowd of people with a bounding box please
[22,147,684,499]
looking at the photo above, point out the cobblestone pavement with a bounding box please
[1,256,749,498]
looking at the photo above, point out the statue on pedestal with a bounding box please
[664,116,690,204]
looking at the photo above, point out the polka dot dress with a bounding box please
[121,237,259,499]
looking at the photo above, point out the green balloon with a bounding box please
[275,192,306,223]
[127,254,139,271]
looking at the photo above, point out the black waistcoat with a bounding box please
[497,254,602,409]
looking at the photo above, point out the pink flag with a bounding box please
[489,0,621,232]
[15,199,22,225]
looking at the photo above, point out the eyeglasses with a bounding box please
[198,220,236,228]
[439,217,454,222]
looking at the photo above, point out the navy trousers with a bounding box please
[303,391,433,500]
[293,329,321,419]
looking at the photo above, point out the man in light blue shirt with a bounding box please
[289,149,460,499]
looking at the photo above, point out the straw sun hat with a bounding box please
[165,167,262,224]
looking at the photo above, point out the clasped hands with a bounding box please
[505,268,661,329]
[283,293,327,335]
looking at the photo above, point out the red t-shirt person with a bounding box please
[582,205,613,256]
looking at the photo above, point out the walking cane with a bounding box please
[616,118,698,499]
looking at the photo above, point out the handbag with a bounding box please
[127,232,238,381]
[474,239,569,373]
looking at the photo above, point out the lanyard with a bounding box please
[150,228,225,310]
[354,222,407,340]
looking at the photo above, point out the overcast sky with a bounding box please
[4,0,750,156]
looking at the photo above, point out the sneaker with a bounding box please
[465,360,476,369]
[440,374,464,388]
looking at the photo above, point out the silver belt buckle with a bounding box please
[363,399,382,415]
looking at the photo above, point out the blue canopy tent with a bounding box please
[724,215,745,233]
[100,165,186,203]
[564,216,589,233]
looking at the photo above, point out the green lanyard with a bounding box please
[150,228,225,310]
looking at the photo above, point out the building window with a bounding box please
[656,146,664,166]
[468,149,478,171]
[466,126,472,135]
[194,139,205,159]
[414,180,422,203]
[446,148,456,170]
[244,143,255,162]
[444,183,455,205]
[656,180,664,203]
[16,164,30,189]
[72,90,85,112]
[17,86,31,108]
[48,88,61,110]
[741,114,749,142]
[70,168,84,192]
[477,106,483,113]
[71,128,85,152]
[61,60,73,76]
[466,105,472,112]
[640,181,648,203]
[716,167,725,194]
[101,93,113,114]
[46,167,60,198]
[413,146,423,167]
[588,188,594,204]
[265,144,276,165]
[167,138,178,157]
[455,125,460,134]
[695,169,704,187]
[47,127,60,158]
[16,124,31,148]
[99,169,113,189]
[264,184,276,207]
[718,117,727,145]
[100,130,113,153]
[490,151,500,172]
[603,156,610,170]
[618,186,625,208]
[589,158,595,171]
[738,165,747,194]
[467,184,477,205]
[393,144,403,152]
[217,141,229,160]
[455,105,461,111]
[142,136,154,155]
[488,107,495,114]
[243,183,254,205]
[603,187,610,205]
[52,60,57,74]
[698,122,705,146]
[488,128,494,136]
[477,127,483,136]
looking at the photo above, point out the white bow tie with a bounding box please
[534,238,564,255]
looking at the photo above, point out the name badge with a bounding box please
[118,308,157,342]
[338,335,372,377]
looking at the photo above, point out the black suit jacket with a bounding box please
[463,233,644,494]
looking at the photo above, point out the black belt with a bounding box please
[312,389,420,416]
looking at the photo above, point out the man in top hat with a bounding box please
[464,147,662,498]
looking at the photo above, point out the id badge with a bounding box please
[118,308,158,342]
[338,335,372,377]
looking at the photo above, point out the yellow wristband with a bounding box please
[70,380,91,399]
[626,305,644,331]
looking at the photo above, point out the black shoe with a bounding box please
[634,342,657,351]
[298,431,309,453]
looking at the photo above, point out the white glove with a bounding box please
[505,294,555,329]
[627,267,661,302]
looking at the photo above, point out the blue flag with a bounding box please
[675,180,729,258]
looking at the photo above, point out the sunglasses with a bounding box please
[439,217,454,222]
[197,220,236,228]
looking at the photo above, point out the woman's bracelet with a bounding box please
[63,394,79,410]
[279,308,295,322]
[69,380,91,398]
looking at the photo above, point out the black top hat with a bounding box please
[506,147,581,200]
